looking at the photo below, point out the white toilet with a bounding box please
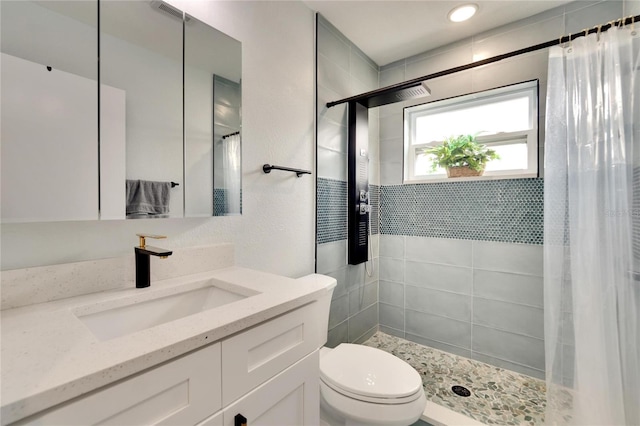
[319,343,427,426]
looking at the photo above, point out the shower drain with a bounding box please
[451,385,471,397]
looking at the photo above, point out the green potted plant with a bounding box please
[422,134,499,178]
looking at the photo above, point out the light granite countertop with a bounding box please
[1,267,336,425]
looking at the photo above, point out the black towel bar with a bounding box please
[263,164,311,177]
[170,182,179,188]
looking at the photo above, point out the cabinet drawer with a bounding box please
[222,351,319,426]
[221,301,324,405]
[19,343,222,426]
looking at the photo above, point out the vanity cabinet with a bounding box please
[16,343,222,425]
[197,352,319,426]
[221,298,323,406]
[16,299,326,426]
[220,351,319,426]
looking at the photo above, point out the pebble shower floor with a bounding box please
[363,332,547,425]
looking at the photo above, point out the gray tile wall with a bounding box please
[379,235,545,379]
[374,1,627,380]
[317,14,380,184]
[316,14,381,346]
[318,238,381,346]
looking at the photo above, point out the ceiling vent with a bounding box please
[150,1,190,22]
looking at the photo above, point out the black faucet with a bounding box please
[135,234,173,288]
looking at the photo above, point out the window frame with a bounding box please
[403,80,539,183]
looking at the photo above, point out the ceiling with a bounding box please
[304,0,572,66]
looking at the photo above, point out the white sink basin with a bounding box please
[76,280,250,341]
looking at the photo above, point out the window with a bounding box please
[404,80,539,182]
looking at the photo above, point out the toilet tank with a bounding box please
[296,274,336,347]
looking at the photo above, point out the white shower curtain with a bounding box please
[222,133,241,215]
[544,27,640,425]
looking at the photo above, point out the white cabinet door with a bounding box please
[196,410,224,426]
[222,301,323,406]
[20,343,222,426]
[222,351,319,426]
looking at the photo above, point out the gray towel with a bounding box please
[126,180,171,217]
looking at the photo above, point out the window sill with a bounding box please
[404,172,539,184]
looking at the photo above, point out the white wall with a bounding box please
[1,1,317,279]
[1,53,99,222]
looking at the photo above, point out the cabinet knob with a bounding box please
[234,413,247,426]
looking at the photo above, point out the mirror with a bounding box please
[0,0,242,222]
[100,0,184,219]
[185,15,242,217]
[1,0,99,222]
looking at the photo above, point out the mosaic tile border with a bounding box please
[380,178,544,245]
[213,188,226,216]
[213,188,242,216]
[363,331,550,426]
[317,178,379,244]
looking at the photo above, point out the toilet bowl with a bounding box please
[319,344,427,426]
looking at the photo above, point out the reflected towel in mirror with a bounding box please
[126,180,171,217]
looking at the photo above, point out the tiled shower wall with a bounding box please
[316,15,381,347]
[378,179,545,378]
[375,1,628,379]
[317,1,635,378]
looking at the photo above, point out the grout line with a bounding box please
[403,235,407,334]
[379,325,404,338]
[404,332,471,355]
[472,266,543,278]
[473,294,544,310]
[403,282,471,297]
[471,349,545,377]
[470,240,475,353]
[328,317,348,333]
[353,324,378,345]
[351,298,378,316]
[404,307,470,325]
[404,258,473,269]
[472,323,545,342]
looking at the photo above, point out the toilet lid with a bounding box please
[320,344,423,400]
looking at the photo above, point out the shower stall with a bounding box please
[316,2,639,425]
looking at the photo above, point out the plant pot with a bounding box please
[446,166,484,178]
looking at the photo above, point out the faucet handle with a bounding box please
[136,233,167,248]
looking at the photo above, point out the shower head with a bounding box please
[357,81,431,109]
[327,79,432,109]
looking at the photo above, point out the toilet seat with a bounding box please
[320,381,427,426]
[320,344,423,404]
[321,377,423,404]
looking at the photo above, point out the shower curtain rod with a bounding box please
[327,14,640,109]
[222,131,240,139]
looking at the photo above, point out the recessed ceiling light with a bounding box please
[448,4,478,23]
